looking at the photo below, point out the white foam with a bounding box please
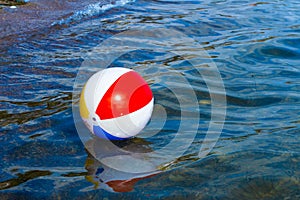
[54,0,135,25]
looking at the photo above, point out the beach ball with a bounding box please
[79,67,154,140]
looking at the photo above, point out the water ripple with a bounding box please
[0,92,72,127]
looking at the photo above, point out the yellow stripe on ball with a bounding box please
[80,85,90,119]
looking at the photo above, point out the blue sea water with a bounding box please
[0,0,300,199]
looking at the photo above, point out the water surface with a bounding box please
[0,0,299,199]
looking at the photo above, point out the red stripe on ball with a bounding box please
[96,71,153,120]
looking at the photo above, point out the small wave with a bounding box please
[53,0,135,25]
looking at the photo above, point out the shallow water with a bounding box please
[1,0,300,199]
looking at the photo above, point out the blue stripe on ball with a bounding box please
[93,125,127,140]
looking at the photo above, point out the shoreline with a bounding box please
[0,0,27,6]
[0,0,103,44]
